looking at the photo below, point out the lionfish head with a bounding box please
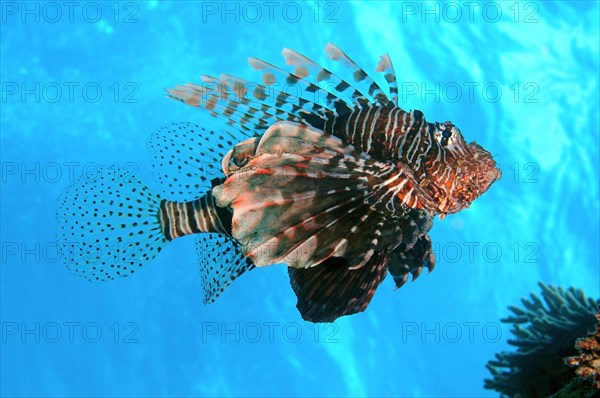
[427,121,501,215]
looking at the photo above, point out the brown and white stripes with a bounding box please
[158,191,232,240]
[366,164,421,215]
[324,104,438,172]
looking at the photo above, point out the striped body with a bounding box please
[303,102,487,215]
[172,86,498,217]
[158,192,231,240]
[309,103,434,211]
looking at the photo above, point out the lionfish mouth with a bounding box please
[490,167,502,183]
[437,149,501,217]
[483,160,502,188]
[468,142,501,189]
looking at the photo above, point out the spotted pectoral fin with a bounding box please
[389,234,435,288]
[288,252,390,323]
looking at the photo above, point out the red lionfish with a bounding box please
[56,44,501,322]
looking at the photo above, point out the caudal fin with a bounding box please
[56,122,257,301]
[56,165,168,281]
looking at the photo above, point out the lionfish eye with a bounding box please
[434,124,450,147]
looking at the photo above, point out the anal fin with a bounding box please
[195,233,254,303]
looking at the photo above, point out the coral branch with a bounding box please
[484,282,599,396]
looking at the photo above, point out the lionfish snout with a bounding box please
[437,141,500,215]
[468,142,501,196]
[489,166,502,184]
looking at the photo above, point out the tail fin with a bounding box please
[55,163,239,282]
[56,164,168,281]
[56,121,256,302]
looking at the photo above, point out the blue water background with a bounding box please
[1,1,599,396]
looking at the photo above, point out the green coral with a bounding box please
[484,282,599,397]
